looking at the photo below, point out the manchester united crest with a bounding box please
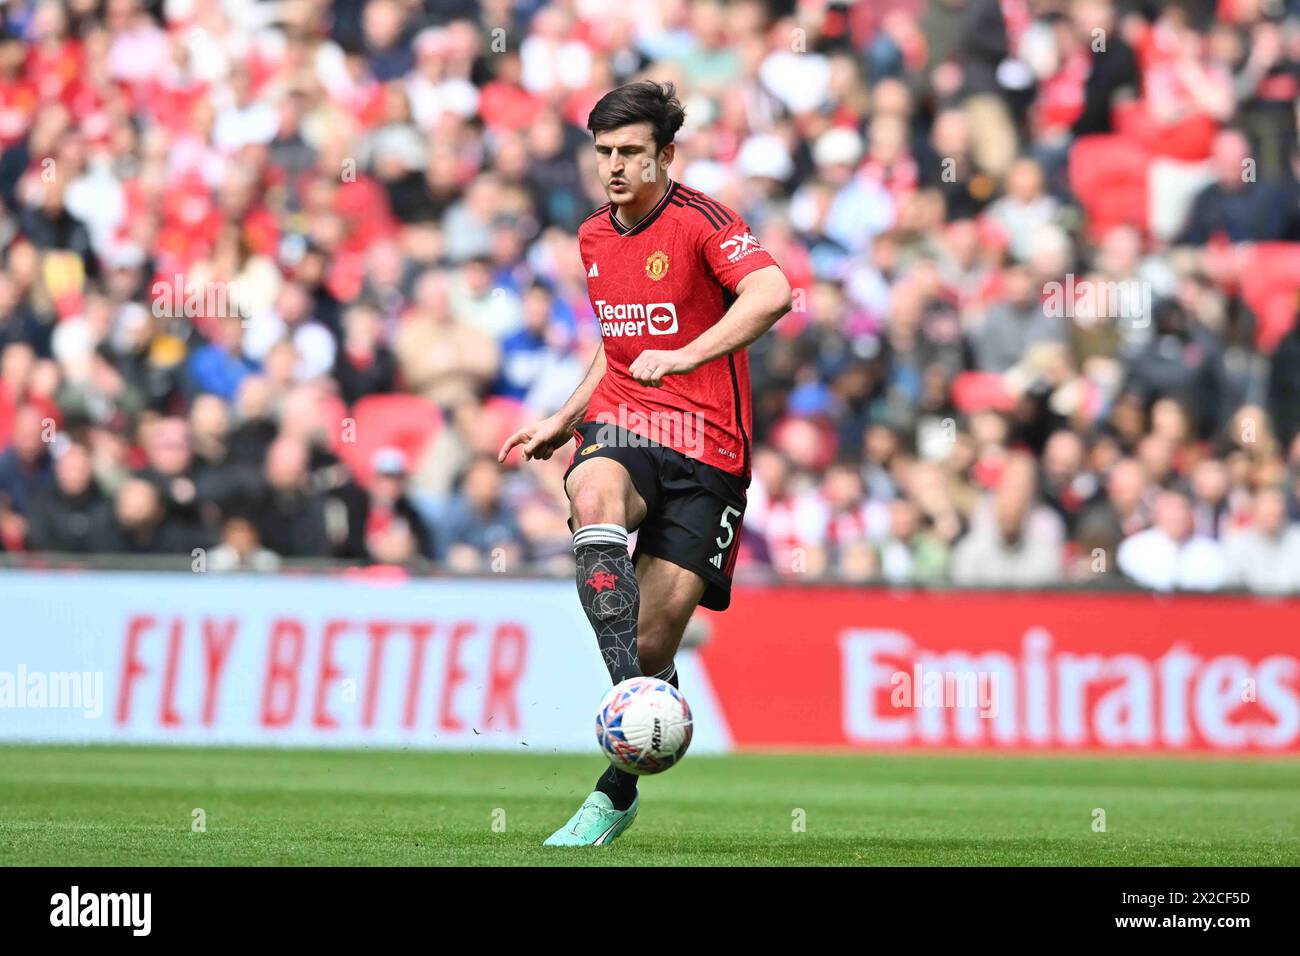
[645,250,670,281]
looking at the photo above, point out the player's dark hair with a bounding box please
[587,81,686,153]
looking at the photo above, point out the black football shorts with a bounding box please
[563,422,749,611]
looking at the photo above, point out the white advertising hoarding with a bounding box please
[0,571,732,754]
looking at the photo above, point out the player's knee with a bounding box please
[569,485,622,528]
[568,468,629,528]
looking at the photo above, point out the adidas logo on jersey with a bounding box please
[588,262,599,277]
[710,553,723,568]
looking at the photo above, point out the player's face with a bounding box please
[593,123,670,205]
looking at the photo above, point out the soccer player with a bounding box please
[498,81,792,846]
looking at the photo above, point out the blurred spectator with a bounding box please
[821,463,884,582]
[1078,458,1152,559]
[876,497,949,585]
[188,314,257,403]
[1123,299,1225,439]
[972,264,1065,373]
[494,281,571,401]
[950,454,1065,586]
[1177,129,1288,244]
[135,415,218,537]
[26,440,114,553]
[333,303,397,404]
[986,159,1062,263]
[1223,487,1300,594]
[1117,488,1229,591]
[108,477,209,554]
[255,436,329,558]
[362,447,432,563]
[394,270,500,408]
[0,404,52,540]
[450,253,521,341]
[1069,0,1140,137]
[746,447,829,578]
[861,424,905,502]
[245,282,336,383]
[1188,458,1235,539]
[438,456,525,571]
[188,393,249,499]
[207,516,282,573]
[1038,430,1095,534]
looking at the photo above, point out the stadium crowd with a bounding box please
[1,0,1300,593]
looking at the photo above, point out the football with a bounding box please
[596,677,694,775]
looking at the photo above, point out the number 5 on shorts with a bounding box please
[716,506,742,550]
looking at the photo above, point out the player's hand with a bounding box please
[497,413,573,463]
[628,349,698,387]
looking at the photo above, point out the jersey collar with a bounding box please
[609,179,678,237]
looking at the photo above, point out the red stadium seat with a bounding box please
[951,371,1016,413]
[1116,106,1217,162]
[1237,243,1300,353]
[1068,134,1151,240]
[478,396,532,465]
[338,393,443,486]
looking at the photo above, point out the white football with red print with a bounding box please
[595,676,693,775]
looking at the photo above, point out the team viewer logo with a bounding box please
[647,303,678,335]
[645,250,669,280]
[595,301,678,336]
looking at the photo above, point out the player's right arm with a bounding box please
[497,342,606,463]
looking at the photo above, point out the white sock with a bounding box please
[572,523,628,551]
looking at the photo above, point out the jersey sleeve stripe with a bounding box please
[686,194,731,223]
[677,187,733,225]
[691,197,731,227]
[668,194,724,229]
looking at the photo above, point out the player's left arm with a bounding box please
[628,264,791,387]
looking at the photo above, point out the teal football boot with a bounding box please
[542,791,639,847]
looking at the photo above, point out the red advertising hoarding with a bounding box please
[700,589,1300,753]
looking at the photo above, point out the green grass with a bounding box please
[1,745,1297,865]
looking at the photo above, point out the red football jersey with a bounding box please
[577,179,780,479]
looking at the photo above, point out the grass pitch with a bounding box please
[1,745,1297,866]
